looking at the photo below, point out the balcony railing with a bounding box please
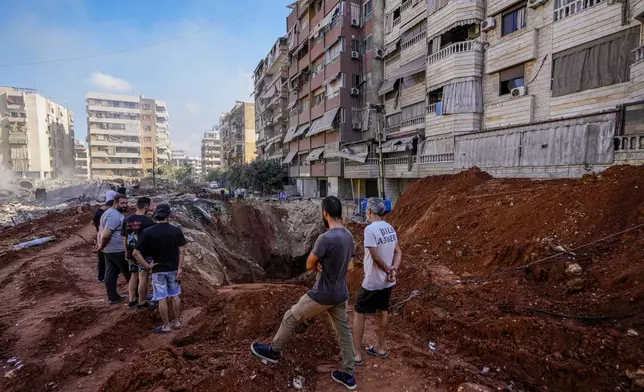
[401,115,426,128]
[428,41,485,65]
[345,158,378,166]
[8,133,28,144]
[385,124,402,135]
[428,103,438,114]
[401,0,413,12]
[554,0,605,22]
[615,135,644,151]
[419,153,454,163]
[393,17,401,27]
[634,46,644,63]
[401,31,427,50]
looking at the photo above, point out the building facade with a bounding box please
[171,149,187,166]
[220,101,256,167]
[0,86,75,180]
[186,156,203,177]
[86,93,170,180]
[201,128,222,173]
[74,139,89,179]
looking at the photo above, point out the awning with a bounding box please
[265,140,276,152]
[384,38,400,57]
[312,107,340,135]
[378,79,398,96]
[292,124,310,139]
[336,143,370,163]
[381,135,417,153]
[283,125,297,143]
[394,56,426,79]
[305,147,325,162]
[282,149,298,164]
[306,117,324,137]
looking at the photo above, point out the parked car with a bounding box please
[209,181,220,189]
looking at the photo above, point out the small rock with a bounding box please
[163,368,177,379]
[627,329,639,337]
[480,367,490,375]
[117,348,124,353]
[292,375,305,389]
[250,374,257,381]
[261,359,268,365]
[4,369,17,379]
[457,383,494,392]
[565,262,583,276]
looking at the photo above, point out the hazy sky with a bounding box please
[0,0,291,156]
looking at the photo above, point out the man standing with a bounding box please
[95,194,131,304]
[92,190,117,282]
[122,197,156,309]
[352,198,402,364]
[133,204,186,334]
[251,196,357,390]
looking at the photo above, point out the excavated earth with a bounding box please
[1,167,644,392]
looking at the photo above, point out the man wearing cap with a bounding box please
[352,197,402,364]
[92,189,117,282]
[133,203,187,334]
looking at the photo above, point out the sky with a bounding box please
[0,0,292,156]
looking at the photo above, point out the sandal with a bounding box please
[338,352,364,366]
[366,346,389,359]
[154,326,171,334]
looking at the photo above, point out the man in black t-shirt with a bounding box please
[133,204,187,334]
[122,197,156,309]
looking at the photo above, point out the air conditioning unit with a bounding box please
[528,0,547,8]
[350,88,360,96]
[352,121,362,130]
[511,86,527,97]
[481,17,496,32]
[351,51,360,59]
[351,18,360,27]
[468,24,481,39]
[374,48,384,59]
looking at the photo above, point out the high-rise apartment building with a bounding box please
[219,101,256,167]
[171,149,187,166]
[0,87,75,180]
[86,93,170,180]
[74,139,89,179]
[186,156,203,177]
[201,128,222,173]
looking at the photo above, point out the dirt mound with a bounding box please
[101,284,339,392]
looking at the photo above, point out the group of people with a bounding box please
[251,196,402,390]
[219,188,246,201]
[92,188,188,334]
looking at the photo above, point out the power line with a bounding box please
[0,0,280,68]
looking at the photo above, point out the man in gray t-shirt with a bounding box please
[95,194,131,304]
[251,196,357,390]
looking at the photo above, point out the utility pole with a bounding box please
[371,103,386,199]
[152,149,156,188]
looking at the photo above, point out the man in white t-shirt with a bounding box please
[352,198,402,364]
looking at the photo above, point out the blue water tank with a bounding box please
[360,198,392,215]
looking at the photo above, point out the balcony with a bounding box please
[88,105,140,114]
[311,162,325,177]
[90,139,141,148]
[301,80,310,96]
[486,29,537,74]
[554,0,605,22]
[427,40,484,89]
[426,108,482,137]
[427,0,485,39]
[311,102,325,119]
[89,117,139,125]
[401,30,427,64]
[91,162,141,169]
[343,158,380,179]
[400,115,426,133]
[289,165,299,177]
[8,133,28,144]
[300,109,310,124]
[299,165,311,177]
[552,0,621,53]
[89,128,140,136]
[289,61,298,78]
[401,0,426,27]
[311,70,324,90]
[298,52,310,71]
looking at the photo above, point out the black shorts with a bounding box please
[354,287,393,314]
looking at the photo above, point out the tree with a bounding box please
[214,160,283,194]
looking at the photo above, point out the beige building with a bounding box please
[86,93,170,179]
[201,128,222,173]
[0,86,75,179]
[74,139,89,179]
[220,101,256,167]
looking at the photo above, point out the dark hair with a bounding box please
[105,200,114,207]
[114,194,127,204]
[136,197,151,210]
[322,196,342,220]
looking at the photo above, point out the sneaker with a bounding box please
[250,342,280,364]
[331,370,357,390]
[137,301,156,309]
[109,295,126,305]
[128,300,138,308]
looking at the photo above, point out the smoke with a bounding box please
[0,168,21,194]
[58,166,79,180]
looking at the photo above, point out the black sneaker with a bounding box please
[331,370,357,390]
[109,295,126,305]
[250,342,280,364]
[128,300,138,308]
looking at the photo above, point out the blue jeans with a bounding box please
[151,271,181,301]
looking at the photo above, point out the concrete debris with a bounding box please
[292,375,305,389]
[627,329,639,337]
[565,262,583,276]
[625,368,644,388]
[11,236,56,250]
[457,383,494,392]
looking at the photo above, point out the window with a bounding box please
[340,108,346,123]
[386,113,402,127]
[300,98,310,111]
[325,37,345,64]
[352,74,361,87]
[499,64,525,95]
[143,115,151,120]
[312,60,325,77]
[402,73,423,88]
[143,104,151,109]
[144,137,152,142]
[316,0,323,12]
[501,5,526,36]
[144,125,152,131]
[145,158,153,163]
[363,0,373,21]
[351,38,360,53]
[362,35,373,55]
[402,21,426,42]
[145,147,153,152]
[314,92,325,105]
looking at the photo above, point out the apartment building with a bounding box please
[279,0,384,198]
[0,87,75,180]
[254,37,290,165]
[171,149,187,166]
[86,93,170,179]
[201,128,222,173]
[186,156,203,177]
[74,139,89,179]
[219,101,256,167]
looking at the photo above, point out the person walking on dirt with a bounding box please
[352,198,402,365]
[133,204,187,334]
[92,190,117,282]
[251,196,358,390]
[122,197,156,309]
[94,193,131,304]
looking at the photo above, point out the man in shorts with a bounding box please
[353,198,402,364]
[250,196,357,390]
[122,197,156,309]
[133,204,187,333]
